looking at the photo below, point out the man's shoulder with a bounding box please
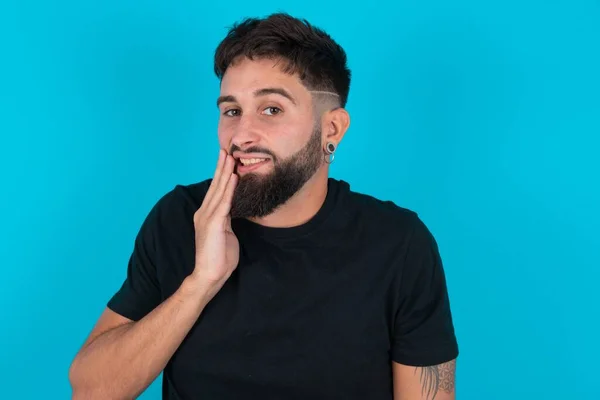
[171,178,213,207]
[158,178,211,205]
[335,181,442,283]
[142,178,213,228]
[339,180,423,235]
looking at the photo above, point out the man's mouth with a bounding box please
[235,157,271,173]
[239,158,268,166]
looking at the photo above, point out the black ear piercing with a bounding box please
[324,142,336,164]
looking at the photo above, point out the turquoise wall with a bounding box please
[1,1,598,398]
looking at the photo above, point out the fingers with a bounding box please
[216,172,238,217]
[205,153,236,216]
[200,149,227,211]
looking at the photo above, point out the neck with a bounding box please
[247,167,329,228]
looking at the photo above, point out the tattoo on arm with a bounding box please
[415,359,456,399]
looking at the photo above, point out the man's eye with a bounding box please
[263,107,282,116]
[224,109,240,117]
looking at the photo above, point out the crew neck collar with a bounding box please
[232,178,346,241]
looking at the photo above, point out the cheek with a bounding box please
[268,121,314,154]
[217,122,232,148]
[273,129,311,159]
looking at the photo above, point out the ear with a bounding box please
[322,107,350,146]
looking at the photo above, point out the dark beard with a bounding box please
[229,126,323,219]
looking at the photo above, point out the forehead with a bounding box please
[219,57,309,101]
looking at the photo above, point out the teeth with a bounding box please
[239,158,267,165]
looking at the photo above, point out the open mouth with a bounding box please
[235,157,271,173]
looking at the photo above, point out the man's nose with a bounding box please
[231,115,261,149]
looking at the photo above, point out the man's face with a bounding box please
[217,57,324,219]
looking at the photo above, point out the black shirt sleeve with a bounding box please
[106,195,165,322]
[391,215,459,366]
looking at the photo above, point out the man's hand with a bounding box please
[188,149,239,301]
[68,150,241,400]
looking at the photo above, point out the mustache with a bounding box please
[229,144,277,161]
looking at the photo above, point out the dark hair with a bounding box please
[214,13,351,107]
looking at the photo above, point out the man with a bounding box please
[69,13,459,400]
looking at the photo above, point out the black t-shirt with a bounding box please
[107,178,459,400]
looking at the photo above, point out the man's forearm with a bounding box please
[69,277,211,400]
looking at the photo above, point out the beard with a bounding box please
[229,126,323,219]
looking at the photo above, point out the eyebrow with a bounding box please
[216,87,297,107]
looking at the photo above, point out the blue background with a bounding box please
[1,1,598,399]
